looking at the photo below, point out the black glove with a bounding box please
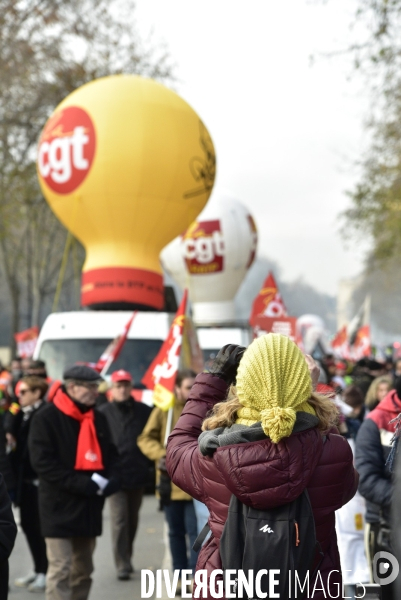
[157,471,172,507]
[103,478,121,497]
[208,344,246,385]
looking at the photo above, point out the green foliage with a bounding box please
[343,0,401,262]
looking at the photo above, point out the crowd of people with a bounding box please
[0,357,203,600]
[0,342,400,600]
[307,352,401,599]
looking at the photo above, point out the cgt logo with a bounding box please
[263,292,286,317]
[37,106,96,194]
[84,450,98,463]
[183,219,225,274]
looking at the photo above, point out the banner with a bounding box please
[95,312,136,375]
[142,290,188,411]
[331,325,350,359]
[252,316,298,343]
[249,272,287,327]
[14,326,39,358]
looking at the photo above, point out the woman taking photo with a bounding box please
[166,334,358,599]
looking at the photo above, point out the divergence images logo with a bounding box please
[183,220,224,274]
[373,551,400,586]
[38,106,96,194]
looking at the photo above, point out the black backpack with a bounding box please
[219,489,323,600]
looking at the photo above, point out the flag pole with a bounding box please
[164,407,174,448]
[365,294,371,326]
[163,288,189,445]
[98,312,136,377]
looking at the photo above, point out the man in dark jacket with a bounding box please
[29,365,121,600]
[99,369,152,580]
[355,380,401,600]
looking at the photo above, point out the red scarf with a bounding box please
[54,388,104,470]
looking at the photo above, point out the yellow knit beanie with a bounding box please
[235,333,314,443]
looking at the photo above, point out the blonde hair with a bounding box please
[365,376,393,410]
[202,385,339,435]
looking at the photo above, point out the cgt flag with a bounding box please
[95,312,136,375]
[249,271,287,327]
[14,326,39,358]
[351,325,371,361]
[347,296,371,359]
[331,325,350,359]
[142,290,188,411]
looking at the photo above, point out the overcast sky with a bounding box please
[135,0,369,297]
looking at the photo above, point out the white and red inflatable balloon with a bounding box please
[161,194,258,324]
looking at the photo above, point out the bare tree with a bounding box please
[0,0,174,346]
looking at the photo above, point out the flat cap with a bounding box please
[63,365,103,383]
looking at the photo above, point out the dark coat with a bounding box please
[392,450,401,599]
[29,399,120,538]
[0,416,15,493]
[0,473,17,600]
[355,390,401,525]
[166,373,358,600]
[4,402,45,505]
[99,398,152,490]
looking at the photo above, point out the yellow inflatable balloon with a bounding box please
[37,75,216,309]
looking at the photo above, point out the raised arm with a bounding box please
[166,372,228,501]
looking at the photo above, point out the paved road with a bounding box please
[9,494,174,600]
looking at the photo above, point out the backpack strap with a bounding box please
[192,522,211,552]
[309,434,327,577]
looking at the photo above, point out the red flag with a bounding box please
[249,272,287,327]
[351,325,371,361]
[347,296,370,345]
[142,290,188,411]
[331,325,350,359]
[14,326,39,358]
[95,312,136,375]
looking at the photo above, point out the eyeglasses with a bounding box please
[19,388,32,396]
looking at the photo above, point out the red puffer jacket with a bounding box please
[166,373,359,600]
